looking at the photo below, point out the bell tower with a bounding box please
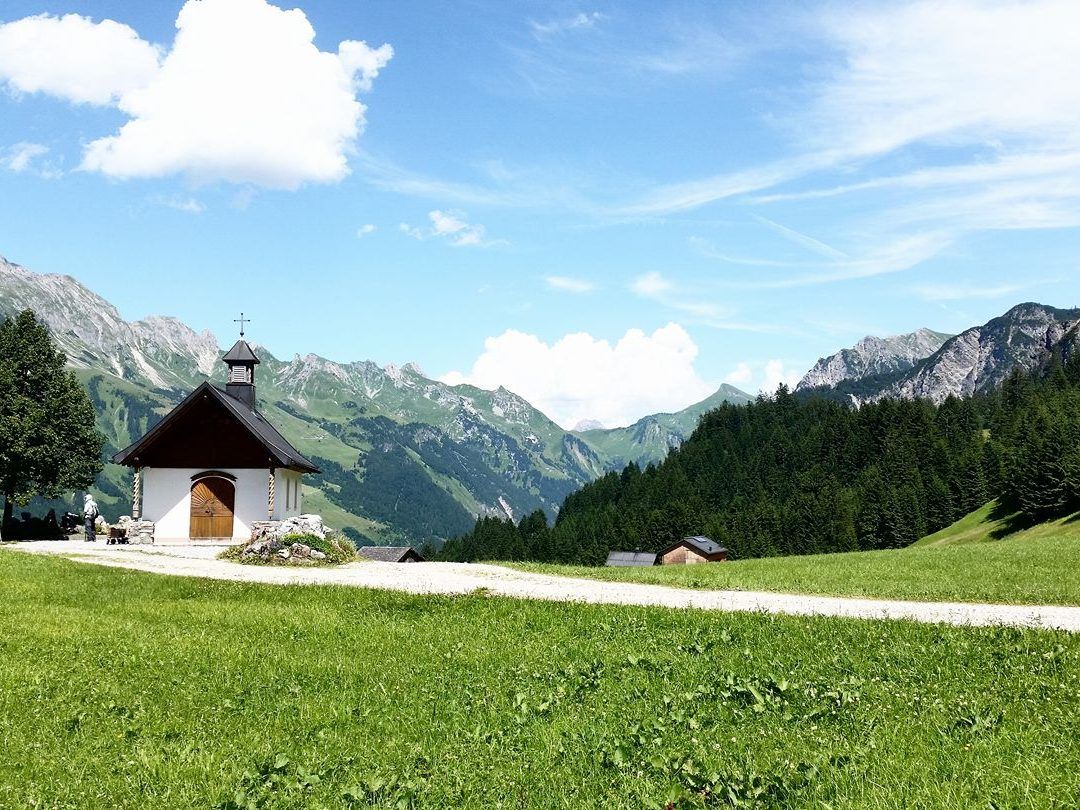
[223,313,260,409]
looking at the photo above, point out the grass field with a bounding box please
[0,551,1078,808]
[508,505,1080,606]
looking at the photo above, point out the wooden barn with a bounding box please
[659,536,728,565]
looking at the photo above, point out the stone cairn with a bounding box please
[239,515,327,562]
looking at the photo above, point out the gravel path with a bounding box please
[7,540,1080,632]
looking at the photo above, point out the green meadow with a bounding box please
[0,551,1078,808]
[508,505,1080,606]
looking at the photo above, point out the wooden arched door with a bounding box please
[190,476,235,539]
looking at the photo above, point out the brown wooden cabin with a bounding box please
[658,536,728,565]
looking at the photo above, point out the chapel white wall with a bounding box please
[143,467,297,541]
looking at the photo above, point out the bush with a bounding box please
[282,532,358,565]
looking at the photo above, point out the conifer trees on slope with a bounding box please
[441,349,1080,564]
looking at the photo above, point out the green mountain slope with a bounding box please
[0,255,751,543]
[576,384,755,467]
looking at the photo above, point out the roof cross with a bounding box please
[234,312,250,337]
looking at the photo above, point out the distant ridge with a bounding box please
[799,303,1080,404]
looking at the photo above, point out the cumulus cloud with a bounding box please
[723,362,753,386]
[0,1,392,188]
[400,210,501,247]
[762,360,801,394]
[0,13,160,105]
[545,275,595,293]
[440,323,716,429]
[356,223,377,238]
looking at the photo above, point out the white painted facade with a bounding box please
[142,466,305,542]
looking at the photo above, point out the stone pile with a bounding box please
[249,514,326,543]
[238,538,327,563]
[116,516,155,544]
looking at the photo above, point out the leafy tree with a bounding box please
[0,310,104,537]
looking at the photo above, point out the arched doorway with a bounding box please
[190,475,235,539]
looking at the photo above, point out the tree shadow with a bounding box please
[986,501,1034,540]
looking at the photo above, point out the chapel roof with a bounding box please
[112,381,318,473]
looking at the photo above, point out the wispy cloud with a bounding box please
[400,210,505,248]
[356,223,377,238]
[910,279,1057,302]
[151,195,204,214]
[694,232,953,290]
[754,216,847,260]
[545,275,595,293]
[530,12,604,39]
[1,142,60,177]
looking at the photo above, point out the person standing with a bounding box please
[83,494,99,542]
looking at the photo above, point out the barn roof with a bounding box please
[112,381,319,473]
[357,545,425,562]
[660,536,727,557]
[605,550,658,567]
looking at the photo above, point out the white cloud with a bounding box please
[0,1,392,188]
[723,362,753,386]
[1,142,49,174]
[400,210,502,247]
[811,0,1080,157]
[356,223,377,238]
[910,280,1047,302]
[545,275,595,293]
[0,13,160,106]
[530,12,604,38]
[440,324,715,429]
[762,360,801,394]
[631,271,672,297]
[152,195,204,214]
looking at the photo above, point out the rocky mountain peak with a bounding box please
[797,327,952,392]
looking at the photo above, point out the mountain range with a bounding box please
[0,255,752,543]
[797,303,1080,403]
[5,252,1078,544]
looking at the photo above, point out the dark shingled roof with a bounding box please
[605,551,658,567]
[112,381,319,473]
[223,339,261,364]
[661,536,728,557]
[357,546,426,563]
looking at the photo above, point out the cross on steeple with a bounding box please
[234,312,251,337]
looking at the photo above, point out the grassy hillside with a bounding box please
[0,552,1077,808]
[913,500,1080,547]
[507,504,1080,605]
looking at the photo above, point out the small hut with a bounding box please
[358,545,425,563]
[658,536,728,565]
[605,551,658,567]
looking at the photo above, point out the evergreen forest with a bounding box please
[438,346,1080,564]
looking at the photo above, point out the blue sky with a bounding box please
[2,0,1080,428]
